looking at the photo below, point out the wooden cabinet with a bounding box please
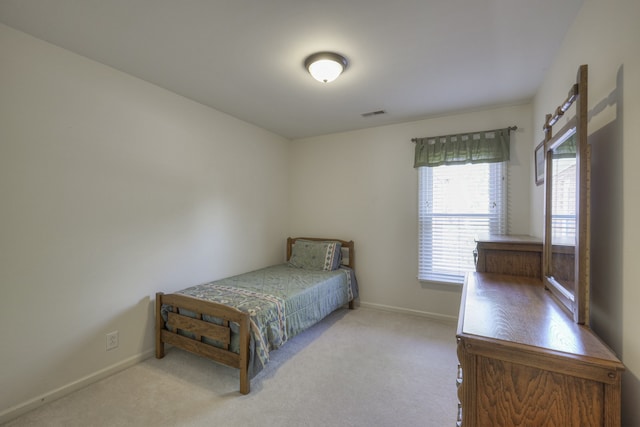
[475,235,543,278]
[456,273,624,426]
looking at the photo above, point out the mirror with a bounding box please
[546,124,578,306]
[543,64,589,324]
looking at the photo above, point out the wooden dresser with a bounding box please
[456,272,624,426]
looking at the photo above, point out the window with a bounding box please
[418,162,507,284]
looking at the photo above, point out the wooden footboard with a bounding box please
[155,292,251,394]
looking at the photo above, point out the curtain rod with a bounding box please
[411,126,518,143]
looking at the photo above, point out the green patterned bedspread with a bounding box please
[163,264,358,378]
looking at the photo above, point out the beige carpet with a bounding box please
[4,307,458,427]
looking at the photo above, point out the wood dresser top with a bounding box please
[458,273,623,366]
[474,234,542,245]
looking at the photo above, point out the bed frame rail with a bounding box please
[155,292,251,394]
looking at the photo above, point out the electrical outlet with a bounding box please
[106,331,119,351]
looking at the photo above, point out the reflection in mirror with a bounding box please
[549,128,577,300]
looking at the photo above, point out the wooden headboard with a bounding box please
[286,237,355,269]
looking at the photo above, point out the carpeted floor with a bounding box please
[4,307,458,427]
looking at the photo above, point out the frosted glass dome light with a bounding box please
[304,52,348,83]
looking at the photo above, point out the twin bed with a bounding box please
[155,237,358,394]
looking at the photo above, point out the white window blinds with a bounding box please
[551,157,577,245]
[418,162,507,284]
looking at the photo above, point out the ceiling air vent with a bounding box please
[361,110,386,117]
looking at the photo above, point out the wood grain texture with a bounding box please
[160,329,241,368]
[457,273,624,426]
[166,311,231,344]
[484,249,542,278]
[477,356,602,427]
[462,273,619,361]
[475,235,543,278]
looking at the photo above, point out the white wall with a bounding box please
[0,24,290,420]
[289,104,532,319]
[530,0,640,423]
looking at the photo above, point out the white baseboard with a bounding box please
[358,301,458,324]
[0,348,155,425]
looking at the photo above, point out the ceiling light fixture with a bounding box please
[304,52,348,83]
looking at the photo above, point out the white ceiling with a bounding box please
[0,0,583,140]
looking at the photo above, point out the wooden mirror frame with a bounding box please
[542,64,590,324]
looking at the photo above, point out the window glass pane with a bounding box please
[418,162,507,283]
